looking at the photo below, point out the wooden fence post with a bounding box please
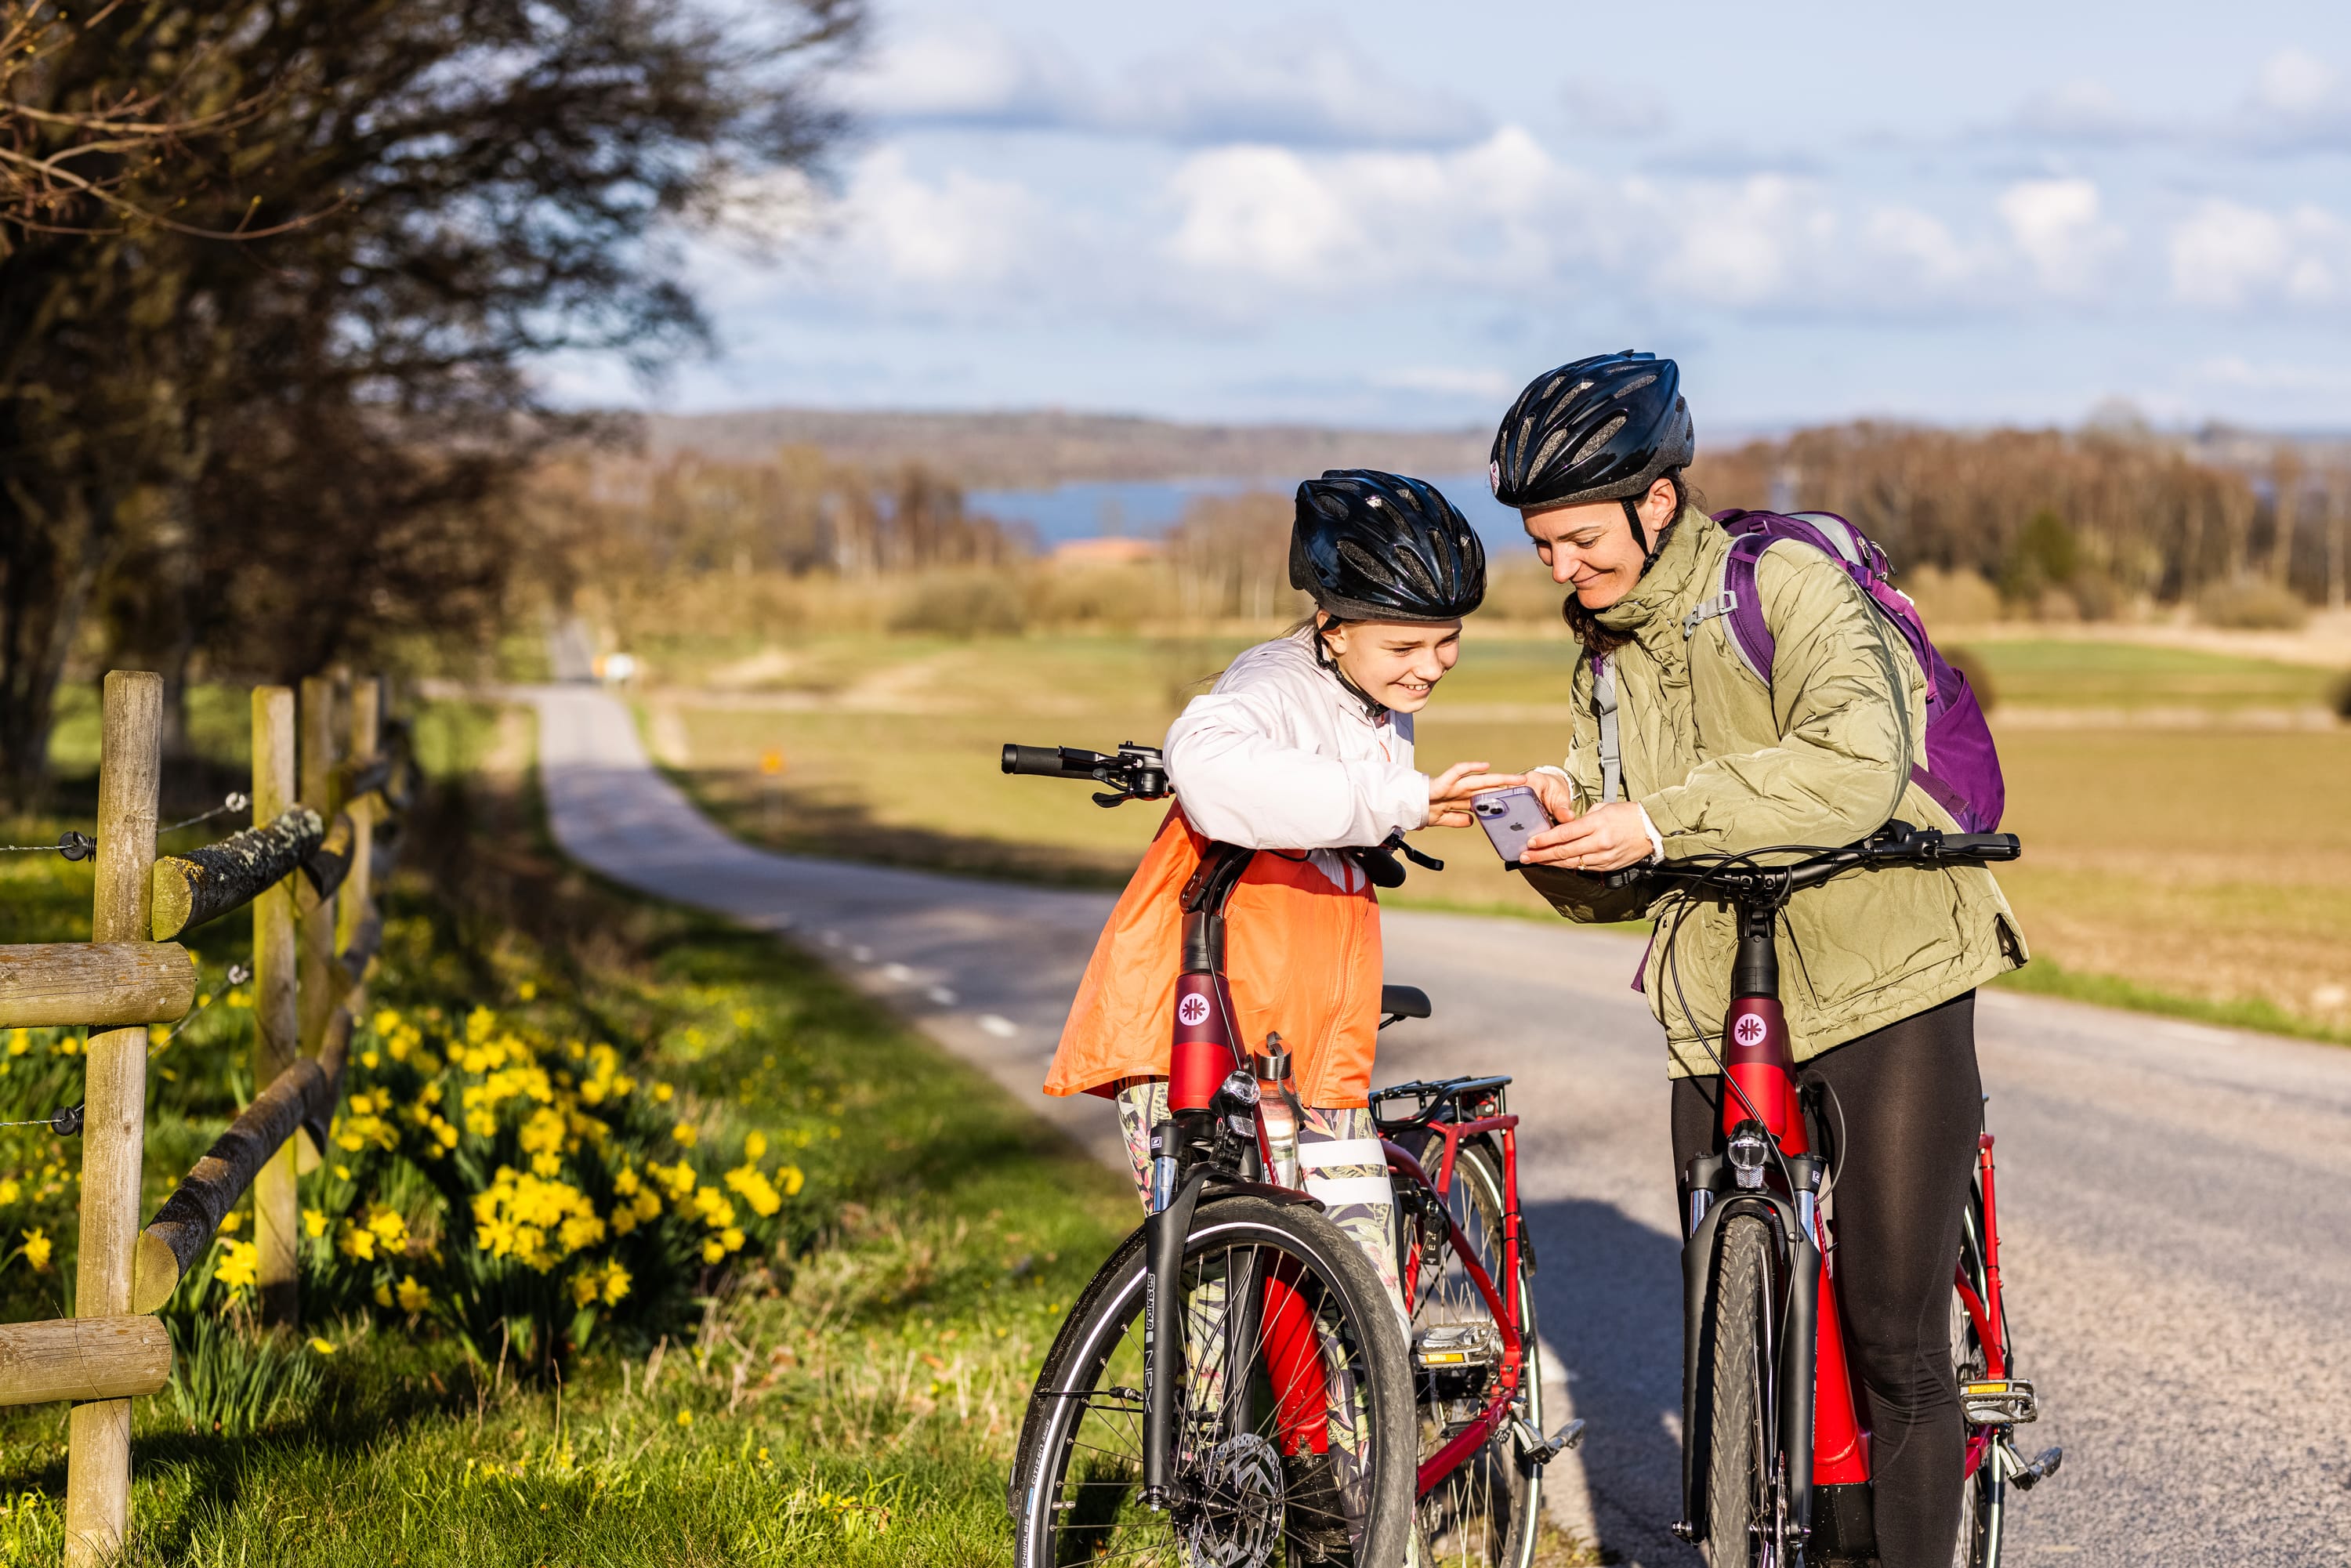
[296,677,340,1076]
[63,671,161,1564]
[251,687,300,1326]
[336,679,380,958]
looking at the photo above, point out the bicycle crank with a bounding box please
[1512,1417,1586,1468]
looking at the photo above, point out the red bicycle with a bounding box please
[1002,741,1578,1567]
[1613,823,2063,1566]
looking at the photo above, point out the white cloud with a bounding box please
[2012,78,2146,141]
[2169,199,2349,308]
[841,20,1085,126]
[840,20,1486,149]
[2253,47,2338,116]
[1997,179,2124,296]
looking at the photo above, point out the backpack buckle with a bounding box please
[1682,591,1739,639]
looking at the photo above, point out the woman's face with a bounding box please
[1320,617,1463,713]
[1521,476,1679,610]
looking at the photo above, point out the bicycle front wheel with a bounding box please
[1009,1195,1415,1567]
[1692,1213,1774,1568]
[1400,1132,1544,1568]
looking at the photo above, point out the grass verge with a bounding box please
[1991,958,2351,1047]
[0,730,1134,1564]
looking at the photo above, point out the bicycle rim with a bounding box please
[1011,1197,1413,1567]
[1403,1134,1542,1568]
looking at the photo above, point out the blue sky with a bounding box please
[563,0,2351,433]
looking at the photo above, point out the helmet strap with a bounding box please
[1311,615,1386,720]
[1620,497,1651,558]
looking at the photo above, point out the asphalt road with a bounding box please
[532,682,2350,1566]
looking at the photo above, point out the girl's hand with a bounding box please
[1426,762,1516,828]
[1520,800,1654,873]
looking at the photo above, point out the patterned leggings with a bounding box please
[1112,1078,1407,1325]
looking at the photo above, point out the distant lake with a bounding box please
[971,472,1528,552]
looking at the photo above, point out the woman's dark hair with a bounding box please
[1560,469,1703,653]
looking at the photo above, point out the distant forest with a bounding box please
[603,410,2349,627]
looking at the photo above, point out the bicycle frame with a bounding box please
[1136,838,1547,1517]
[1382,1112,1531,1497]
[1647,826,2049,1566]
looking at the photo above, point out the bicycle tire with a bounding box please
[1401,1133,1544,1568]
[1693,1213,1774,1568]
[1009,1195,1415,1567]
[1951,1181,2002,1568]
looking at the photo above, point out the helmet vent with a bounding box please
[1571,414,1628,468]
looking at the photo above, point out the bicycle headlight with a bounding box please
[1725,1122,1771,1190]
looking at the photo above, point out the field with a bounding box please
[646,630,2351,1044]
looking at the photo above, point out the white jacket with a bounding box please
[1165,630,1429,889]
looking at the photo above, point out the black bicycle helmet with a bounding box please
[1489,351,1695,512]
[1289,469,1486,623]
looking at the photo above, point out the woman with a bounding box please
[1046,468,1494,1314]
[1490,353,2027,1568]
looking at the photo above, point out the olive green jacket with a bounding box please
[1523,508,2027,1077]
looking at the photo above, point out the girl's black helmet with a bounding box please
[1289,469,1485,622]
[1489,352,1695,509]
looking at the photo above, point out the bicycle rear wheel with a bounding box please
[1009,1195,1415,1567]
[1692,1213,1774,1568]
[1400,1132,1543,1568]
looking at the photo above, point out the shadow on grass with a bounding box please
[669,765,1142,890]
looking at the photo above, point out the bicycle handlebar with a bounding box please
[1605,822,2020,901]
[1001,741,1172,805]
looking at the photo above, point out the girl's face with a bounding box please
[1319,617,1463,713]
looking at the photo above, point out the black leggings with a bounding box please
[1672,991,1982,1568]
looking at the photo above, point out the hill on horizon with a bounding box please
[641,407,1491,487]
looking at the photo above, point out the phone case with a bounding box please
[1473,785,1553,867]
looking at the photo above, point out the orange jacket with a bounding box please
[1045,806,1384,1109]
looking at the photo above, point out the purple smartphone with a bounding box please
[1472,785,1554,867]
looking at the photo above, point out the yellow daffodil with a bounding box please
[743,1131,767,1161]
[396,1275,430,1313]
[20,1228,53,1272]
[308,1337,335,1355]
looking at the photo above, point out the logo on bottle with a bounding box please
[1177,993,1211,1027]
[1733,1013,1767,1048]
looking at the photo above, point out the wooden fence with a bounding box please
[0,670,410,1563]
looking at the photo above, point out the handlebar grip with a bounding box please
[1942,832,2022,860]
[1002,743,1112,780]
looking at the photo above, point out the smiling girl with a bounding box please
[1045,471,1494,1342]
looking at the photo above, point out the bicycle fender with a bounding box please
[1197,1171,1324,1208]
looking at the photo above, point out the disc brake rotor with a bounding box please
[1182,1432,1285,1567]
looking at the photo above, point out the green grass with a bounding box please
[1992,958,2351,1047]
[0,744,1134,1563]
[1960,638,2338,710]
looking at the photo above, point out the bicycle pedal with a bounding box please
[2012,1443,2063,1491]
[1512,1417,1585,1467]
[1959,1376,2038,1425]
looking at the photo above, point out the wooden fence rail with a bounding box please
[0,669,411,1563]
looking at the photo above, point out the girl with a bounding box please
[1045,468,1496,1314]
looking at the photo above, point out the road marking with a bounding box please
[928,985,957,1005]
[851,944,874,963]
[978,1014,1017,1039]
[882,962,915,983]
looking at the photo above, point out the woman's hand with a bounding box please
[1425,762,1518,828]
[1520,799,1654,874]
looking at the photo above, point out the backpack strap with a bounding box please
[1592,654,1624,805]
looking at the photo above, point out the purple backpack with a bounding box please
[1686,509,2005,833]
